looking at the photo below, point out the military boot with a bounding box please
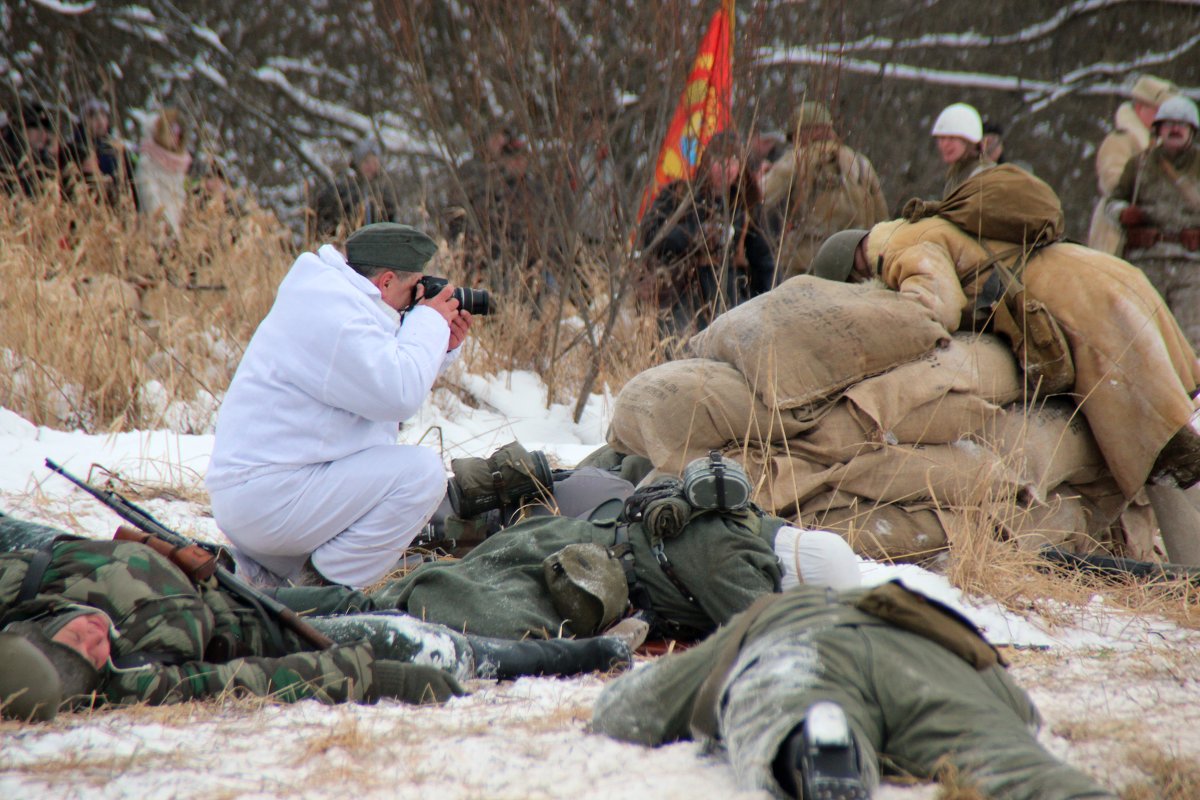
[1150,415,1200,489]
[466,634,632,680]
[775,701,870,800]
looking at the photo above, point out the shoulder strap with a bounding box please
[16,548,53,604]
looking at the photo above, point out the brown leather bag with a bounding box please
[988,260,1076,395]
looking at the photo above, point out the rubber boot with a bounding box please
[465,634,632,680]
[774,701,869,800]
[1146,484,1200,566]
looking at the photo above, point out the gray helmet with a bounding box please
[543,544,629,636]
[1153,96,1199,131]
[810,229,869,282]
[1,621,101,713]
[0,632,63,722]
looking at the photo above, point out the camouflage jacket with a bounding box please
[0,539,379,706]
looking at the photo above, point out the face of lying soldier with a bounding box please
[51,613,111,670]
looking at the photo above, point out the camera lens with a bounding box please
[453,287,492,316]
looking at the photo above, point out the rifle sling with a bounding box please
[16,548,54,605]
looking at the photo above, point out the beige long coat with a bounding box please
[763,140,888,278]
[866,217,1200,497]
[1087,103,1152,254]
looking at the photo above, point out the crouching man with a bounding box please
[206,222,471,588]
[593,583,1114,800]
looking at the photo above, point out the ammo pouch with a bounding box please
[448,441,554,519]
[970,245,1074,396]
[987,261,1075,395]
[1123,226,1159,251]
[855,580,1005,670]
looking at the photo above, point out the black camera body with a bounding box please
[415,275,492,316]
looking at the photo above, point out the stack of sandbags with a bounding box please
[608,277,1142,562]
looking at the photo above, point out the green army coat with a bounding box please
[0,539,380,706]
[593,585,1114,800]
[373,511,786,641]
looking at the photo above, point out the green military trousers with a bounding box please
[718,624,1115,800]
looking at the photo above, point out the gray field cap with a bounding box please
[345,223,437,273]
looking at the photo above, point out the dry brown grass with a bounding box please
[1120,744,1200,800]
[0,186,289,432]
[1,190,663,431]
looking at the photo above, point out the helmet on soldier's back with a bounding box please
[810,229,869,283]
[0,620,102,721]
[931,103,983,144]
[1153,96,1199,131]
[0,632,63,722]
[543,543,629,636]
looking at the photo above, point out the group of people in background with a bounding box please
[637,74,1200,354]
[0,98,234,248]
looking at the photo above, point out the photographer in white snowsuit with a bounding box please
[207,223,471,588]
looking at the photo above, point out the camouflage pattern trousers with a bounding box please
[1138,256,1200,355]
[717,623,1115,800]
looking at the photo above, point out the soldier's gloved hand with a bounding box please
[1119,204,1148,227]
[372,661,466,705]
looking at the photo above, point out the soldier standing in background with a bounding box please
[931,102,993,196]
[1087,74,1177,255]
[761,101,888,279]
[1107,95,1200,354]
[313,137,403,239]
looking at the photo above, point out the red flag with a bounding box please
[637,0,735,221]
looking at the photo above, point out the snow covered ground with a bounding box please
[2,370,1198,798]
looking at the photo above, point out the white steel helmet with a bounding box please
[931,103,983,144]
[1153,95,1199,130]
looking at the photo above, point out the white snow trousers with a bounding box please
[210,444,446,588]
[774,526,862,591]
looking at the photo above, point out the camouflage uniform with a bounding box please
[594,585,1115,800]
[0,539,393,706]
[1108,143,1200,352]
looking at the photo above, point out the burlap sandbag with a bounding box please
[800,491,949,562]
[688,276,949,410]
[982,399,1107,497]
[843,333,1021,435]
[987,488,1091,553]
[722,443,837,517]
[826,441,1031,508]
[608,359,818,472]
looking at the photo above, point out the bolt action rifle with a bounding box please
[44,458,334,650]
[1040,546,1200,587]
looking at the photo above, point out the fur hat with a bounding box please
[1130,75,1177,107]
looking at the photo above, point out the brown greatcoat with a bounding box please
[865,217,1200,498]
[1087,103,1152,254]
[762,140,888,278]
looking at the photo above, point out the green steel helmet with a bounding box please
[0,632,63,722]
[790,101,833,133]
[810,229,869,282]
[345,223,437,274]
[542,544,629,636]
